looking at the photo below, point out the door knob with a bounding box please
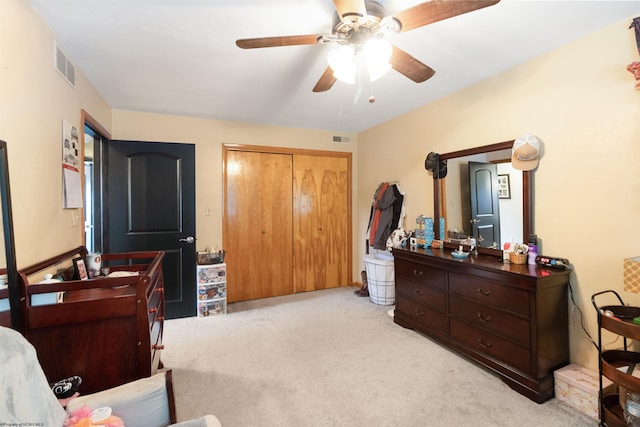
[179,236,195,244]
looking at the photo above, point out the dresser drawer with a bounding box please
[396,297,448,335]
[450,318,531,375]
[449,296,530,348]
[397,278,446,312]
[449,272,529,317]
[395,259,446,291]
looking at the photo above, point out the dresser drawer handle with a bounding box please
[476,312,491,323]
[476,288,491,297]
[478,338,492,349]
[415,309,424,317]
[413,269,424,278]
[414,289,424,297]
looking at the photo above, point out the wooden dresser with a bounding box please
[392,246,570,403]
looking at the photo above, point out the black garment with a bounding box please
[391,184,404,233]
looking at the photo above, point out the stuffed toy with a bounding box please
[64,405,124,427]
[386,228,410,250]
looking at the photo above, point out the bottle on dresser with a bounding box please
[527,234,538,266]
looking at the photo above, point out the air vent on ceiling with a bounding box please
[332,135,351,144]
[54,41,75,88]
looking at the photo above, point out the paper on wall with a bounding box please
[62,119,82,208]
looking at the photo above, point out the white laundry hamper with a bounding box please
[364,253,395,305]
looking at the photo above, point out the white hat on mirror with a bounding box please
[511,135,541,171]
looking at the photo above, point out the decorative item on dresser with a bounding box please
[392,246,570,403]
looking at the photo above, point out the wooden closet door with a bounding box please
[224,151,293,302]
[293,155,349,293]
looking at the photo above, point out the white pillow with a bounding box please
[67,372,170,427]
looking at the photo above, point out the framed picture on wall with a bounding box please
[73,257,89,280]
[497,174,511,199]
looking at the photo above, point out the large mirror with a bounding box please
[0,140,19,330]
[433,140,533,257]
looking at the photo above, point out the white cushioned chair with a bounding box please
[0,326,221,427]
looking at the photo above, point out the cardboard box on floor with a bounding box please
[554,364,615,419]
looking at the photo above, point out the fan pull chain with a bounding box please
[353,53,365,104]
[366,57,376,104]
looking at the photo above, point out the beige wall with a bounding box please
[358,16,640,370]
[4,0,640,371]
[0,0,112,267]
[111,110,358,263]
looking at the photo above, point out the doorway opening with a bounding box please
[81,110,110,253]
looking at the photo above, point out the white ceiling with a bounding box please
[29,0,639,133]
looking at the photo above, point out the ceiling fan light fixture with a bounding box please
[236,0,501,93]
[333,65,357,85]
[368,61,391,82]
[364,38,391,81]
[328,44,356,84]
[327,38,391,85]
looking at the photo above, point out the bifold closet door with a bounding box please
[293,155,349,293]
[224,151,293,302]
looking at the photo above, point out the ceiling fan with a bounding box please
[236,0,500,93]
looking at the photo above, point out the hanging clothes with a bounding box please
[367,182,405,250]
[368,182,390,248]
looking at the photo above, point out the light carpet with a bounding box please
[162,287,595,426]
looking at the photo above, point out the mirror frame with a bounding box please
[0,140,20,331]
[433,140,533,257]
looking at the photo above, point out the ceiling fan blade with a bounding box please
[392,0,500,33]
[236,35,321,49]
[313,67,337,92]
[390,45,435,83]
[333,0,367,24]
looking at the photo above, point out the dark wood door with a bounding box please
[469,161,501,248]
[103,140,196,318]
